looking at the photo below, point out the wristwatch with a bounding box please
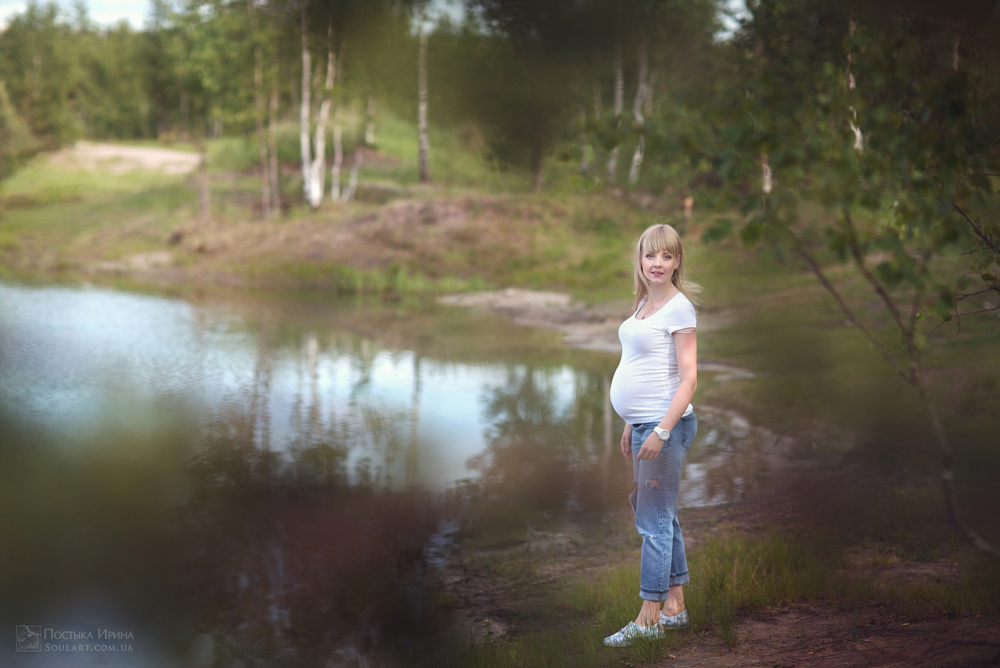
[653,427,671,442]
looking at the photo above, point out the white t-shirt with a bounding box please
[609,293,697,425]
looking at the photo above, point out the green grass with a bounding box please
[241,259,486,295]
[451,526,1000,667]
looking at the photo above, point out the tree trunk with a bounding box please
[628,32,648,186]
[253,44,270,219]
[199,142,209,221]
[532,143,544,191]
[268,59,280,215]
[760,153,772,194]
[607,41,623,183]
[580,107,590,173]
[299,6,311,203]
[753,37,772,194]
[345,148,362,202]
[417,17,430,183]
[307,18,336,209]
[179,91,189,141]
[331,122,343,200]
[847,18,863,152]
[365,94,376,147]
[248,0,269,219]
[790,225,1000,559]
[916,375,1000,558]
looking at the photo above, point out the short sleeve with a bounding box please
[666,296,697,334]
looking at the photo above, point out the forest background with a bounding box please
[2,0,1000,665]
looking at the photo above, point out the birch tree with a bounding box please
[299,5,312,204]
[627,30,648,185]
[307,17,336,208]
[416,1,431,182]
[299,7,338,209]
[606,40,623,183]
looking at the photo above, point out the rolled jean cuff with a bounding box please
[639,571,689,601]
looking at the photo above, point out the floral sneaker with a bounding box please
[659,609,689,628]
[603,621,664,647]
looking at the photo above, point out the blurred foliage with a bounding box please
[0,0,996,312]
[0,80,38,179]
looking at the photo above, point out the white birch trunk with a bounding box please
[628,32,648,186]
[607,42,623,183]
[847,18,863,152]
[628,138,644,185]
[761,152,772,194]
[417,17,430,182]
[580,107,590,173]
[307,19,335,209]
[753,37,772,194]
[345,149,362,202]
[299,7,311,203]
[331,123,343,200]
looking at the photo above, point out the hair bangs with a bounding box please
[640,225,682,257]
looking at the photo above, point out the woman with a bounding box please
[604,223,699,647]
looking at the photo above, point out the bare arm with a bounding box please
[635,329,698,460]
[620,423,633,460]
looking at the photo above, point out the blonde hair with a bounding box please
[632,223,701,311]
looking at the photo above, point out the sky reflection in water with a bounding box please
[0,280,765,502]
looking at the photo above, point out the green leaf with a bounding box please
[740,219,764,247]
[875,261,903,288]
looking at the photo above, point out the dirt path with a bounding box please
[437,487,1000,667]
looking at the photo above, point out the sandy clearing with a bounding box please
[48,141,201,175]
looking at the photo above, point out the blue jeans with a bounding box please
[629,414,697,601]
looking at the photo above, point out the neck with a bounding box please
[649,286,676,303]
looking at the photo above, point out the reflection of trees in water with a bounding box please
[466,365,621,522]
[177,331,446,664]
[179,425,446,665]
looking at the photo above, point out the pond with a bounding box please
[0,280,775,666]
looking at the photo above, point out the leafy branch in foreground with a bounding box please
[710,0,1000,557]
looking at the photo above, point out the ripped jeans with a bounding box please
[629,413,697,601]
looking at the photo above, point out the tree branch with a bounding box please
[787,230,909,382]
[954,204,1000,255]
[841,209,922,377]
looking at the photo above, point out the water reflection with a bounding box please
[0,281,776,665]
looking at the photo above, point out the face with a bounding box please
[641,247,680,289]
